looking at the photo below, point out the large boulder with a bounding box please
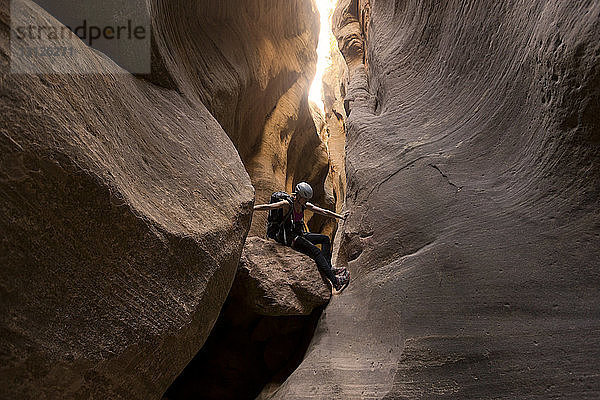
[273,0,600,398]
[230,236,331,316]
[0,0,253,398]
[163,236,329,400]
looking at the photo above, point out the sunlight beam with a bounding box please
[308,0,338,113]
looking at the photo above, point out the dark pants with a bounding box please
[292,233,337,283]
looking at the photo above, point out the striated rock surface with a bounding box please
[0,0,254,399]
[273,0,600,398]
[149,0,333,237]
[230,236,331,316]
[319,44,350,238]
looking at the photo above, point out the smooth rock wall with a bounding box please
[273,0,600,398]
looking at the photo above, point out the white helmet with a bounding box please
[295,182,313,199]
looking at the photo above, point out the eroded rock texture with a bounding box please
[149,0,333,237]
[320,46,350,238]
[273,0,600,398]
[1,0,254,398]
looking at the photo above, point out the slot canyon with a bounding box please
[1,0,599,399]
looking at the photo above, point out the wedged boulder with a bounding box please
[0,1,253,399]
[229,236,331,316]
[163,236,329,399]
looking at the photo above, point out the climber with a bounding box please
[253,182,350,294]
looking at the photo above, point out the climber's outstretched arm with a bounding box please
[253,200,288,211]
[306,203,347,220]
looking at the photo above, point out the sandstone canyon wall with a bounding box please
[313,46,350,239]
[273,0,600,398]
[149,0,334,237]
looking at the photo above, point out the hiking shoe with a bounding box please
[332,269,350,295]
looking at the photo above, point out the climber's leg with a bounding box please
[300,233,349,293]
[302,233,332,266]
[291,235,338,284]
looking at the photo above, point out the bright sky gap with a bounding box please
[308,0,338,112]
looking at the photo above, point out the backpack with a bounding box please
[266,191,304,245]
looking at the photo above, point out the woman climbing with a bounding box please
[253,182,350,294]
